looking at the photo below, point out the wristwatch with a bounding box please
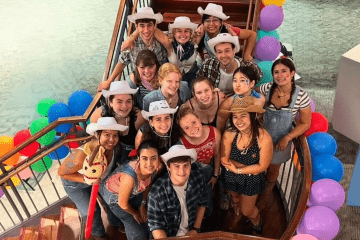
[192,227,201,233]
[237,168,242,174]
[212,173,219,178]
[141,200,147,205]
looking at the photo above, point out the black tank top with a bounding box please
[189,91,220,127]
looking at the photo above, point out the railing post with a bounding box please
[1,185,25,222]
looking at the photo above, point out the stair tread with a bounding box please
[19,226,39,240]
[4,237,20,240]
[56,205,81,240]
[39,215,60,240]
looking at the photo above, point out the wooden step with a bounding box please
[38,215,60,240]
[3,237,20,240]
[19,226,39,240]
[56,204,81,240]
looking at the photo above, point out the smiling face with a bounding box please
[203,16,222,36]
[179,113,203,138]
[138,148,159,176]
[232,112,251,133]
[174,28,192,44]
[159,72,181,96]
[232,72,255,96]
[98,130,119,150]
[273,63,295,87]
[137,63,157,82]
[215,42,235,66]
[135,21,157,42]
[149,114,172,135]
[168,160,191,186]
[193,81,213,105]
[109,94,133,117]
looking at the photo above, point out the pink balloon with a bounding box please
[0,188,3,198]
[310,99,316,112]
[291,234,318,240]
[17,156,33,179]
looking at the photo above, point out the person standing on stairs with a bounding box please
[58,117,128,240]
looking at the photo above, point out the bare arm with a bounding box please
[153,29,172,55]
[58,150,86,183]
[239,29,257,62]
[98,62,126,91]
[207,127,221,188]
[134,111,147,130]
[121,30,140,51]
[134,130,144,149]
[220,131,238,173]
[152,230,167,239]
[90,107,103,123]
[186,206,206,236]
[216,98,232,134]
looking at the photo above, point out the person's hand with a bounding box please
[243,53,254,62]
[139,203,147,222]
[121,39,134,51]
[132,210,145,224]
[276,135,291,151]
[97,81,111,92]
[207,177,217,189]
[195,24,204,38]
[223,23,237,36]
[185,230,198,236]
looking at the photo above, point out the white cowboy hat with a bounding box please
[86,117,129,135]
[128,7,163,24]
[208,33,240,53]
[168,16,198,32]
[197,3,230,21]
[141,100,178,120]
[161,145,197,165]
[101,81,138,98]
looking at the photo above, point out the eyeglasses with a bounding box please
[204,18,221,24]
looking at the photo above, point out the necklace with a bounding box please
[222,59,234,73]
[143,36,154,51]
[276,88,290,98]
[238,131,252,155]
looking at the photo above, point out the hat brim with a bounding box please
[169,22,198,32]
[141,106,178,121]
[102,88,138,98]
[86,123,129,135]
[197,7,230,20]
[128,13,163,24]
[161,148,197,165]
[208,35,240,53]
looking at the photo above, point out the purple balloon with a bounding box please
[0,188,3,198]
[309,179,345,211]
[255,36,281,61]
[259,5,284,31]
[310,99,316,112]
[297,206,340,240]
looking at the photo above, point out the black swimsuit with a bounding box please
[189,91,220,127]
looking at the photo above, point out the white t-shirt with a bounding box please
[173,181,189,237]
[218,59,241,96]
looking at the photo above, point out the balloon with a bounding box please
[312,154,344,182]
[68,90,93,116]
[255,36,281,61]
[13,129,40,157]
[48,103,73,134]
[29,117,56,146]
[263,0,287,6]
[309,179,345,211]
[260,1,266,11]
[292,151,301,172]
[17,156,33,179]
[308,132,337,156]
[291,234,318,240]
[48,137,70,160]
[66,125,84,148]
[31,156,53,173]
[304,112,329,137]
[0,166,21,189]
[256,61,273,85]
[310,99,315,112]
[0,188,3,198]
[36,98,56,117]
[0,136,20,166]
[257,29,280,42]
[297,206,340,240]
[259,5,284,31]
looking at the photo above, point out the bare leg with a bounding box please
[228,191,242,216]
[240,194,260,226]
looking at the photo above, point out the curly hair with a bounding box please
[157,63,182,87]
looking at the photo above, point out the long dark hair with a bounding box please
[137,140,160,158]
[101,94,139,122]
[267,58,296,106]
[233,61,262,86]
[133,50,160,86]
[89,130,121,165]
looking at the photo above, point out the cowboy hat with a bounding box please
[128,7,163,24]
[168,16,198,32]
[86,117,129,135]
[141,100,178,120]
[197,3,230,20]
[208,33,240,53]
[102,81,138,98]
[227,96,266,113]
[161,145,197,165]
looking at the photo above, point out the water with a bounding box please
[0,0,120,135]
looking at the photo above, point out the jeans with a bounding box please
[62,179,122,237]
[197,163,214,218]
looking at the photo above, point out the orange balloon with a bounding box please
[0,136,20,166]
[262,0,286,6]
[293,152,302,172]
[0,166,21,189]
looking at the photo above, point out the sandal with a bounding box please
[220,194,230,210]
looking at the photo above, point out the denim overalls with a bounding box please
[264,86,300,165]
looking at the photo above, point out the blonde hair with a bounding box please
[170,28,197,44]
[157,63,182,87]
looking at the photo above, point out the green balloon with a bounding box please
[37,98,56,117]
[257,29,280,42]
[31,156,53,173]
[29,117,56,145]
[256,61,274,86]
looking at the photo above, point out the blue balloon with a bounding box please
[312,154,344,182]
[48,103,72,133]
[257,29,280,42]
[308,132,337,156]
[48,137,70,160]
[68,90,93,116]
[256,61,273,86]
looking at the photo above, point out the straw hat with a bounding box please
[208,33,240,53]
[168,16,198,32]
[86,117,129,135]
[128,7,163,24]
[197,3,230,20]
[101,81,138,98]
[227,96,265,113]
[161,145,197,165]
[141,100,178,120]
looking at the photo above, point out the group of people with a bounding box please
[58,3,312,240]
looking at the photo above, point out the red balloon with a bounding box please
[304,112,329,137]
[14,129,40,157]
[260,1,266,10]
[66,126,83,148]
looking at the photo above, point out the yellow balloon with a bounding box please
[0,166,21,189]
[263,0,286,6]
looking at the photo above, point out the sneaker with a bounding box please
[252,221,263,235]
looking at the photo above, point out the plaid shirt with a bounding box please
[147,168,208,237]
[197,56,243,88]
[119,37,168,73]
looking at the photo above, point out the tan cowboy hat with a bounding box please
[197,3,230,20]
[141,100,178,120]
[227,96,266,113]
[208,33,240,53]
[86,117,129,135]
[102,81,138,98]
[168,16,198,32]
[161,145,197,165]
[128,7,163,24]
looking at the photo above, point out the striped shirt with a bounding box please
[259,82,311,120]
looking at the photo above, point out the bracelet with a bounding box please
[237,168,242,174]
[141,200,147,205]
[212,174,219,179]
[286,133,293,140]
[192,227,201,233]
